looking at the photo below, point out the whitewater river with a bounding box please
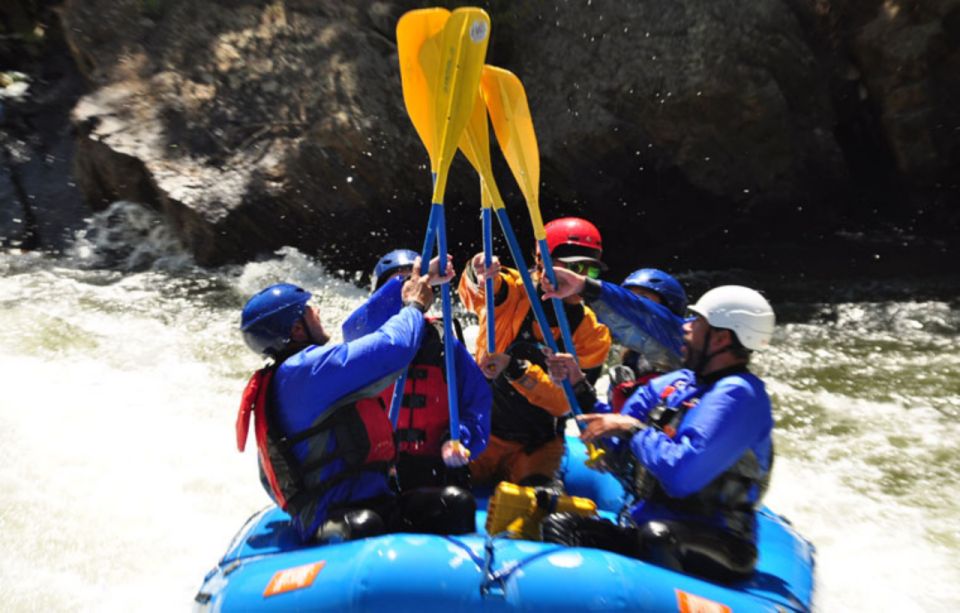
[1,202,958,611]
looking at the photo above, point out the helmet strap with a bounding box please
[693,327,736,376]
[300,316,328,347]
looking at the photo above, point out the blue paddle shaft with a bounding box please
[482,208,496,352]
[493,209,586,418]
[436,205,461,441]
[536,238,580,366]
[388,203,441,428]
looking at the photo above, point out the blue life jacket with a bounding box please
[623,366,774,542]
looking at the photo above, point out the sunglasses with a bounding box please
[563,261,602,279]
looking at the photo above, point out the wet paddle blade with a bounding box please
[426,7,490,201]
[480,65,543,236]
[396,8,450,167]
[461,92,507,210]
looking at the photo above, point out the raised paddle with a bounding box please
[456,94,501,356]
[396,7,449,279]
[481,66,604,463]
[457,91,557,374]
[396,7,490,456]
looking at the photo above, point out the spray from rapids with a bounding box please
[0,201,957,611]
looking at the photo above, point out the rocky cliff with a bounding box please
[2,0,957,277]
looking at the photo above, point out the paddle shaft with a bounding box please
[436,208,461,440]
[493,207,585,417]
[386,201,461,446]
[482,207,496,352]
[537,239,580,367]
[391,8,490,444]
[387,203,437,429]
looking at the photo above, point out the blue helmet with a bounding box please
[622,268,688,316]
[372,249,418,290]
[240,283,311,357]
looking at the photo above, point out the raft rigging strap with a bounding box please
[443,533,568,598]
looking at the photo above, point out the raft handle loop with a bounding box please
[482,543,566,596]
[445,533,567,598]
[480,531,508,597]
[442,535,486,569]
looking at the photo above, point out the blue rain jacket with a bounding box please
[271,278,426,539]
[588,281,684,373]
[342,278,491,456]
[621,368,774,539]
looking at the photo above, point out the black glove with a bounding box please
[505,340,547,364]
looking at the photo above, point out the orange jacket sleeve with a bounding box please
[458,266,530,359]
[507,304,612,416]
[458,265,612,417]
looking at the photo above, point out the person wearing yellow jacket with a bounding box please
[458,217,612,487]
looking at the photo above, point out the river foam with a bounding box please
[1,202,957,611]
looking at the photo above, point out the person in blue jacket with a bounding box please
[542,266,688,411]
[541,285,776,584]
[341,249,491,490]
[235,257,475,544]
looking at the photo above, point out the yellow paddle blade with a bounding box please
[460,91,505,210]
[396,8,451,167]
[479,175,499,209]
[458,95,490,193]
[480,65,544,237]
[427,7,490,202]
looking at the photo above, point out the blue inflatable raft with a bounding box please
[195,438,815,611]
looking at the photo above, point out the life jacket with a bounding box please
[491,299,586,450]
[634,370,773,541]
[609,350,663,412]
[609,372,661,413]
[236,365,396,517]
[381,320,450,457]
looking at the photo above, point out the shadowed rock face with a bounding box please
[1,2,89,251]
[4,0,957,276]
[59,0,429,268]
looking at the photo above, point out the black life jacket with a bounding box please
[236,366,396,517]
[381,320,451,457]
[635,370,773,541]
[491,295,586,450]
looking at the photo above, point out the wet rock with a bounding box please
[848,0,960,185]
[22,0,956,273]
[487,0,851,269]
[0,4,89,252]
[60,0,429,267]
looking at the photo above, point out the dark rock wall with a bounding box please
[3,0,957,277]
[1,0,89,250]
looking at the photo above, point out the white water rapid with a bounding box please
[1,202,957,611]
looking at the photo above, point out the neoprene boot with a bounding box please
[543,513,645,558]
[639,520,757,583]
[396,485,477,535]
[541,512,586,547]
[638,520,684,572]
[315,509,386,543]
[438,485,477,534]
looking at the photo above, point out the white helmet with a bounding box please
[688,285,775,351]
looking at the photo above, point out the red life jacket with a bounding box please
[379,321,450,457]
[236,366,396,515]
[609,371,662,412]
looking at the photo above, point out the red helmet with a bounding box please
[543,217,605,267]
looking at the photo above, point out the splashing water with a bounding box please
[1,202,958,610]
